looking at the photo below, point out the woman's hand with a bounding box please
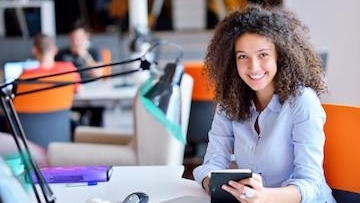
[221,173,265,203]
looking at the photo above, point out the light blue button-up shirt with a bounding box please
[193,88,336,203]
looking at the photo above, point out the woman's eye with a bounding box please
[237,55,247,59]
[259,53,269,58]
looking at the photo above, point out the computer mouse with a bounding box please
[121,192,149,203]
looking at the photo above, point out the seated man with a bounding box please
[22,33,80,92]
[0,33,80,134]
[13,33,80,147]
[55,20,102,80]
[55,20,105,127]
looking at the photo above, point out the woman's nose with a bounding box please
[249,58,260,71]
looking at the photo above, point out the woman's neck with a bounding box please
[255,88,274,112]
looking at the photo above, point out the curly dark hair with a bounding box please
[204,4,327,121]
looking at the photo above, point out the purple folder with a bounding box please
[31,165,113,183]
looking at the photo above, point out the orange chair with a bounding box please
[322,104,360,202]
[13,73,78,148]
[184,61,216,159]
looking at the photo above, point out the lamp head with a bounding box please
[143,62,184,124]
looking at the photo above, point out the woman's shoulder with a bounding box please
[295,87,321,105]
[288,87,324,116]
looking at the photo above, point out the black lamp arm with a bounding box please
[0,60,149,203]
[0,89,56,203]
[13,57,142,84]
[0,39,182,203]
[14,64,149,97]
[0,53,151,203]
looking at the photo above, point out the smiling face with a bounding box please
[235,33,277,100]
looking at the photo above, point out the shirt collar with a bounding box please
[250,94,282,114]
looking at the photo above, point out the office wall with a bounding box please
[284,0,360,106]
[2,0,359,106]
[0,34,125,72]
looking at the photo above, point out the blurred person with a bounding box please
[0,33,80,142]
[24,33,80,89]
[18,33,80,140]
[56,20,102,80]
[56,20,105,127]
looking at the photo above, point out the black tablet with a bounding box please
[209,169,252,203]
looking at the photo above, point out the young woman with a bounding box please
[193,4,336,203]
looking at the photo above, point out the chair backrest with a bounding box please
[13,72,77,147]
[13,73,76,113]
[183,61,214,101]
[183,61,216,146]
[322,104,360,202]
[134,73,193,165]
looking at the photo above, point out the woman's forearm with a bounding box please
[263,185,301,203]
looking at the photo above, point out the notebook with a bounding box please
[31,165,113,183]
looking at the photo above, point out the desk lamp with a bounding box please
[0,40,183,203]
[144,62,183,124]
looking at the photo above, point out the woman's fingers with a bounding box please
[239,173,263,190]
[221,182,247,202]
[221,180,257,202]
[220,174,264,202]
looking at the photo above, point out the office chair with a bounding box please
[183,61,215,159]
[47,73,193,166]
[322,104,360,203]
[13,73,77,148]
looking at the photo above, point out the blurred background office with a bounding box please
[0,0,359,180]
[3,0,283,36]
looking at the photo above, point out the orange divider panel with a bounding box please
[13,73,77,113]
[322,104,360,193]
[184,61,214,101]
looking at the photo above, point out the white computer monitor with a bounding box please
[2,60,39,84]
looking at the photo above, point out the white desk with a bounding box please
[73,79,138,108]
[38,165,209,203]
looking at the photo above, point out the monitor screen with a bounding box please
[3,60,39,84]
